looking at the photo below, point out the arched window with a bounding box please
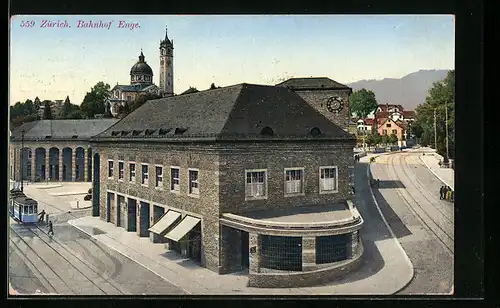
[310,127,322,136]
[260,127,274,136]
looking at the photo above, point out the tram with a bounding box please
[10,189,38,224]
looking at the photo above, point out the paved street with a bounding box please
[9,149,453,295]
[9,208,186,295]
[368,151,454,294]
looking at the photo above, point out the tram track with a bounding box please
[9,223,127,295]
[400,154,454,224]
[385,153,454,256]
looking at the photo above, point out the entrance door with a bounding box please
[139,202,150,237]
[110,194,116,224]
[127,199,137,232]
[151,205,165,243]
[116,195,121,227]
[241,231,249,268]
[63,164,67,181]
[106,192,112,222]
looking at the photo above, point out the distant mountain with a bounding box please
[347,69,450,110]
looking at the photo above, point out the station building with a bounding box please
[9,119,118,183]
[90,80,364,287]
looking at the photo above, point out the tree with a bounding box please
[59,96,73,119]
[130,93,162,112]
[373,133,382,147]
[68,110,84,119]
[380,134,390,146]
[80,82,111,118]
[389,133,398,145]
[42,102,53,119]
[413,70,455,158]
[365,133,375,147]
[349,89,378,119]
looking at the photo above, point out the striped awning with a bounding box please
[148,210,181,235]
[164,215,200,242]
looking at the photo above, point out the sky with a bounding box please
[9,15,454,105]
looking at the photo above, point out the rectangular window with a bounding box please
[392,129,397,135]
[382,129,387,135]
[28,150,32,159]
[127,96,132,101]
[246,170,267,199]
[188,169,199,195]
[386,123,391,128]
[129,163,136,182]
[319,166,338,193]
[171,167,180,192]
[118,161,124,180]
[284,168,304,195]
[108,160,114,178]
[141,164,149,186]
[155,166,163,188]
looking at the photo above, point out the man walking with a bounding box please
[38,209,46,223]
[439,186,444,200]
[47,221,54,236]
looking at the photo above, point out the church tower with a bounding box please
[159,26,174,96]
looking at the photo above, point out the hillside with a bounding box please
[347,69,450,110]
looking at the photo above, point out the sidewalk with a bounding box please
[68,215,413,295]
[418,149,454,190]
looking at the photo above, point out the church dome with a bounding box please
[130,51,153,76]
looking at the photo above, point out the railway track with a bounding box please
[400,154,454,224]
[385,153,454,255]
[9,222,127,295]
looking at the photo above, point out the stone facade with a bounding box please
[293,89,352,132]
[218,142,354,214]
[93,142,221,272]
[93,139,357,275]
[10,140,92,182]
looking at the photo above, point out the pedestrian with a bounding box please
[352,186,355,194]
[38,209,46,223]
[446,188,452,201]
[376,179,380,188]
[443,186,449,200]
[439,186,444,200]
[47,221,54,236]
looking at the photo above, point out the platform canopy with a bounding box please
[164,215,200,242]
[148,210,181,235]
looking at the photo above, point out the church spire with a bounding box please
[139,49,145,62]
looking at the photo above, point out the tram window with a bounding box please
[34,205,38,213]
[28,206,33,214]
[24,206,29,214]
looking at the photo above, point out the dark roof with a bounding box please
[11,119,118,141]
[112,83,152,92]
[93,83,355,143]
[180,87,200,95]
[276,77,351,91]
[130,52,153,76]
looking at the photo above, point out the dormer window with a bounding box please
[310,127,322,137]
[111,131,120,136]
[174,128,187,135]
[260,127,274,136]
[158,128,170,135]
[145,129,156,136]
[132,130,143,136]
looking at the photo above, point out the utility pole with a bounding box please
[434,108,437,151]
[21,129,25,192]
[445,100,450,160]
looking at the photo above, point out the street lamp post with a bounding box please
[445,100,450,161]
[20,129,25,192]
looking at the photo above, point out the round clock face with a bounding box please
[326,97,344,113]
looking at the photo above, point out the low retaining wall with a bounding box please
[248,240,364,288]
